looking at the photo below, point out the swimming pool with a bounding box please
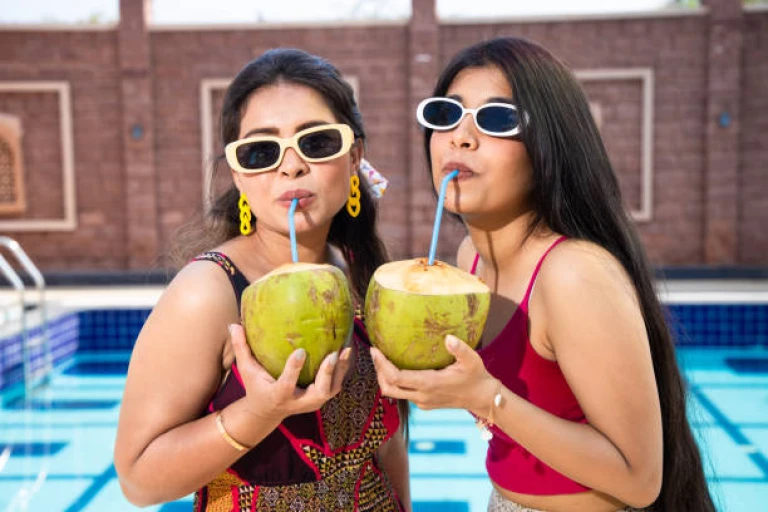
[1,285,767,511]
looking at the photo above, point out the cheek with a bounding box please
[323,165,354,205]
[429,134,449,185]
[239,176,273,214]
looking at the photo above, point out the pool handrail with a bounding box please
[0,236,51,397]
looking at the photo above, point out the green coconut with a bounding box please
[365,258,490,370]
[241,262,354,386]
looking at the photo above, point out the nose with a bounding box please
[450,113,479,150]
[278,147,309,178]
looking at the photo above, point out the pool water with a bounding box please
[1,346,767,511]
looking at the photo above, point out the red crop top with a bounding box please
[472,236,591,495]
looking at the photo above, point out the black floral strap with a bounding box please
[192,251,250,309]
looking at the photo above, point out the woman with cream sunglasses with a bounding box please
[115,48,410,511]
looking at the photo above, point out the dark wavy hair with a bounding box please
[173,48,388,304]
[424,37,715,511]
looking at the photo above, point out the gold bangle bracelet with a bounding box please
[215,410,251,452]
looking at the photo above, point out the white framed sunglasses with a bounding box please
[417,97,527,138]
[225,123,355,174]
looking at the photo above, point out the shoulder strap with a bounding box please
[192,251,250,309]
[520,236,568,313]
[469,253,481,275]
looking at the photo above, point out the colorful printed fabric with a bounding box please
[194,328,403,512]
[360,158,388,198]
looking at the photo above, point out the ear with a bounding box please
[350,140,363,176]
[231,168,244,192]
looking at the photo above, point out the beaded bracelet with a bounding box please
[215,410,251,452]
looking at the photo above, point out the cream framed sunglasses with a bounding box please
[417,97,527,138]
[225,123,355,174]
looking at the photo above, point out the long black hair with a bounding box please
[424,37,714,511]
[174,48,388,304]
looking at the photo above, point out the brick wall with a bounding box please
[0,30,126,269]
[0,0,764,272]
[740,10,768,265]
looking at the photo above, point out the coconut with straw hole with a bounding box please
[241,199,354,386]
[365,170,491,370]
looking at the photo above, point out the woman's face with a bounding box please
[429,65,534,222]
[232,81,360,236]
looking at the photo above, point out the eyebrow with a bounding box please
[242,120,332,139]
[446,94,516,105]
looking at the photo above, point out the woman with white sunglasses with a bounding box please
[371,37,714,512]
[114,48,410,511]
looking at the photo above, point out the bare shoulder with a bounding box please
[135,258,240,363]
[455,235,476,273]
[531,238,648,363]
[535,238,639,312]
[158,259,239,319]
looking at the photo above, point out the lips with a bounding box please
[441,162,475,181]
[278,189,313,201]
[277,189,315,209]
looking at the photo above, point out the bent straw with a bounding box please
[289,198,299,263]
[428,169,460,265]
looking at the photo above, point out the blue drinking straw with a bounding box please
[289,198,299,263]
[428,169,460,266]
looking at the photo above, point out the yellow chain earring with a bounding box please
[346,175,361,218]
[238,193,253,235]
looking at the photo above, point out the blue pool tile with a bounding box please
[160,502,196,512]
[410,440,466,455]
[697,388,768,424]
[414,501,469,512]
[4,398,119,410]
[694,427,764,479]
[726,358,768,374]
[716,482,768,512]
[63,465,117,512]
[1,442,67,457]
[0,479,93,512]
[86,478,194,511]
[411,476,492,511]
[667,304,768,348]
[64,360,131,376]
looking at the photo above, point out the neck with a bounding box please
[465,210,545,275]
[245,224,332,272]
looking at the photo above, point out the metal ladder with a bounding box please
[0,236,51,398]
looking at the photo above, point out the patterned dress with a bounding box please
[192,252,404,512]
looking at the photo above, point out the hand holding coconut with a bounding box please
[371,334,495,414]
[228,324,352,422]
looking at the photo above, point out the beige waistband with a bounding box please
[487,487,634,512]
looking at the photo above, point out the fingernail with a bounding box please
[446,336,459,350]
[341,347,352,361]
[370,349,378,363]
[328,352,338,366]
[294,348,306,361]
[228,324,236,336]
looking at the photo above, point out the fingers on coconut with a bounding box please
[330,348,352,392]
[277,348,306,392]
[314,352,338,398]
[370,347,394,374]
[229,324,254,367]
[445,334,477,366]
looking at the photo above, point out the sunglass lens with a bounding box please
[423,100,462,128]
[477,105,519,134]
[298,129,344,159]
[236,140,281,170]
